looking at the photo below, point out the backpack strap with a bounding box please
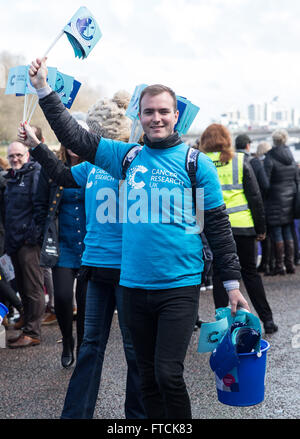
[186,147,200,207]
[121,145,143,179]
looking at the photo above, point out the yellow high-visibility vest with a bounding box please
[206,152,254,229]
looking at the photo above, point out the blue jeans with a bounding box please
[269,223,293,242]
[61,279,145,419]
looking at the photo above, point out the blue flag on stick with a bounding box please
[63,6,102,59]
[175,96,200,135]
[5,66,27,95]
[126,84,148,120]
[54,71,74,105]
[65,80,82,109]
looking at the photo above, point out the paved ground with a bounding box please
[0,270,299,420]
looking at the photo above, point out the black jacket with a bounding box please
[264,145,299,226]
[4,161,41,255]
[232,152,266,236]
[38,91,241,281]
[249,156,269,197]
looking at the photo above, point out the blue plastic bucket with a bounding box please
[0,303,9,320]
[215,339,270,406]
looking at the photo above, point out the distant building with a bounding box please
[218,97,300,130]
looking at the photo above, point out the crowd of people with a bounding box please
[0,55,299,419]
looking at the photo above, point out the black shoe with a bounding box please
[61,337,74,368]
[264,321,278,334]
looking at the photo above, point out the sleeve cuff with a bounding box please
[223,280,240,292]
[30,142,43,151]
[36,85,52,99]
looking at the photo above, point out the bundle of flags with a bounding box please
[3,6,101,122]
[175,96,200,136]
[5,65,82,122]
[126,84,200,142]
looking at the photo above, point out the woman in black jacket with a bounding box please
[264,129,299,275]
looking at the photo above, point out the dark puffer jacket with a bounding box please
[4,161,41,255]
[264,145,299,226]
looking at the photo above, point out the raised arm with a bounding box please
[28,57,100,163]
[18,122,79,188]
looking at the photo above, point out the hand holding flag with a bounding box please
[18,122,41,149]
[28,57,48,89]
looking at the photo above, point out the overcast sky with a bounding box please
[1,0,300,129]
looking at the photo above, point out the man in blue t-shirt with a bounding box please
[19,57,250,419]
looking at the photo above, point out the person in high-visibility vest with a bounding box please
[199,123,278,335]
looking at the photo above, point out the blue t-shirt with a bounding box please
[95,138,224,289]
[71,161,122,268]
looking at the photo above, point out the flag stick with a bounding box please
[43,29,64,57]
[27,96,39,124]
[25,94,34,121]
[23,94,28,122]
[129,119,138,142]
[134,122,143,143]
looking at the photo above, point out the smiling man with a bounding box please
[139,86,179,141]
[18,57,250,419]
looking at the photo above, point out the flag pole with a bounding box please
[23,94,28,122]
[43,29,64,57]
[27,96,39,124]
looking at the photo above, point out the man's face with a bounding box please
[139,92,179,142]
[7,142,29,170]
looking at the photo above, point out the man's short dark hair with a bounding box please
[235,134,252,150]
[139,84,177,113]
[32,126,43,142]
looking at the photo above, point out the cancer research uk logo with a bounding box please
[128,165,148,190]
[91,165,204,234]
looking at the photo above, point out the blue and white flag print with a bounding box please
[175,97,200,135]
[63,6,102,59]
[54,71,74,105]
[65,80,81,109]
[5,66,27,95]
[126,84,148,120]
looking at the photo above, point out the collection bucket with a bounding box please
[214,339,270,406]
[0,303,8,323]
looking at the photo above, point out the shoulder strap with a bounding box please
[47,186,64,222]
[186,147,200,207]
[121,145,143,180]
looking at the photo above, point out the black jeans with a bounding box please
[123,285,200,419]
[213,235,273,323]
